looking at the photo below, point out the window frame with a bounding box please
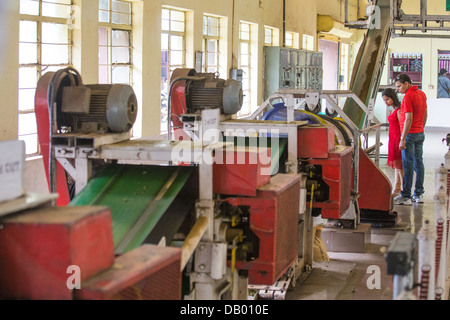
[238,21,252,116]
[285,31,294,48]
[264,26,275,46]
[160,7,187,133]
[302,34,314,51]
[18,0,73,157]
[202,15,221,74]
[98,0,133,85]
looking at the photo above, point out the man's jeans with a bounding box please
[401,131,425,199]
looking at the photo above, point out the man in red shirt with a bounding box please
[394,74,428,205]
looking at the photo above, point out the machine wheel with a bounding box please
[325,107,338,118]
[305,101,321,114]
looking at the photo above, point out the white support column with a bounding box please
[71,0,99,84]
[135,0,163,138]
[197,161,214,241]
[74,157,92,195]
[417,220,436,300]
[287,126,298,175]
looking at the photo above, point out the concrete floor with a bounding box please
[286,127,450,300]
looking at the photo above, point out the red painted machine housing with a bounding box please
[0,206,115,300]
[297,125,393,218]
[306,145,353,219]
[75,244,182,300]
[298,125,353,219]
[356,148,393,213]
[225,174,301,285]
[297,124,336,158]
[213,146,272,197]
[169,68,196,141]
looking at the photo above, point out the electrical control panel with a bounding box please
[264,46,323,99]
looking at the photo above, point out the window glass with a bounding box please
[98,1,132,85]
[285,32,293,47]
[239,22,252,116]
[161,8,186,133]
[20,0,39,15]
[42,2,71,19]
[19,0,72,156]
[265,27,273,45]
[112,66,130,84]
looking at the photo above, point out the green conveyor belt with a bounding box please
[69,136,284,253]
[69,164,193,254]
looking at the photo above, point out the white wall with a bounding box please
[374,0,450,128]
[377,36,450,127]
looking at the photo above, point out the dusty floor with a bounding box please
[285,127,450,300]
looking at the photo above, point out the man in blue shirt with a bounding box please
[438,68,450,98]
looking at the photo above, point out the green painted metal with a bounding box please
[69,164,193,254]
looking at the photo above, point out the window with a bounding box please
[202,15,220,74]
[239,22,252,116]
[285,31,299,49]
[19,0,72,156]
[303,34,314,51]
[285,32,294,48]
[98,0,132,85]
[161,8,186,132]
[264,27,275,46]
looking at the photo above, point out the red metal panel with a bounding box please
[297,125,335,159]
[307,146,353,219]
[213,147,272,197]
[170,69,195,141]
[75,245,182,300]
[357,148,393,212]
[226,174,300,285]
[0,206,115,300]
[35,72,70,206]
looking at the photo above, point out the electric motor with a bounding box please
[187,73,243,115]
[170,69,243,116]
[61,83,138,134]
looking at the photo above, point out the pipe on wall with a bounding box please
[283,0,285,47]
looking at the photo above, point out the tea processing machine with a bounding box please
[0,54,393,300]
[21,67,305,300]
[4,0,449,300]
